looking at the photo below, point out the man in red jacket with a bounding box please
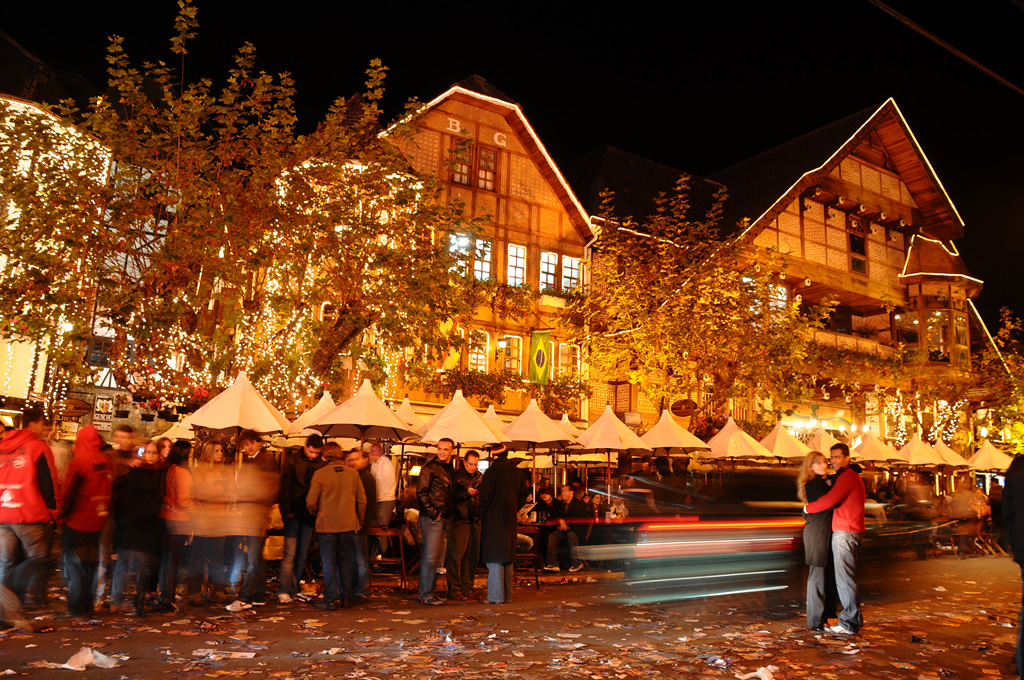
[58,426,113,618]
[804,442,865,636]
[0,407,58,631]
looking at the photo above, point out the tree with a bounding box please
[567,178,833,420]
[0,1,481,411]
[968,308,1024,451]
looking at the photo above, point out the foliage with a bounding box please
[525,374,592,419]
[969,308,1024,452]
[474,279,540,322]
[0,1,480,410]
[421,368,524,407]
[567,178,835,420]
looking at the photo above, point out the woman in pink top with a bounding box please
[158,441,194,611]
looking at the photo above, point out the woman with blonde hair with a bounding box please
[188,440,234,606]
[798,450,837,631]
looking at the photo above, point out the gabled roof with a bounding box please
[0,30,100,107]
[564,145,723,222]
[711,98,965,241]
[392,79,592,241]
[900,234,982,295]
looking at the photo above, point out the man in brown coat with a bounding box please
[306,445,366,610]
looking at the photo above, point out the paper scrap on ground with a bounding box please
[63,647,121,671]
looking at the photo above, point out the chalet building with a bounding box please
[389,77,594,420]
[569,98,995,441]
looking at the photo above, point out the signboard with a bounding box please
[94,396,114,425]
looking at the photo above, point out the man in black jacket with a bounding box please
[544,485,590,572]
[445,451,482,600]
[416,438,455,605]
[276,435,325,604]
[1003,455,1024,675]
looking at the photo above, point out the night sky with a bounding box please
[6,1,1023,327]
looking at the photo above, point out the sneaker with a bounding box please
[313,599,338,611]
[543,565,560,572]
[436,567,447,575]
[419,595,445,606]
[568,563,584,572]
[277,593,293,604]
[827,623,856,635]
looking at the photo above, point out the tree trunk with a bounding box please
[309,320,362,377]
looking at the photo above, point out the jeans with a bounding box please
[0,522,52,619]
[279,518,315,596]
[94,516,114,603]
[159,531,188,606]
[418,514,449,599]
[373,500,396,556]
[318,532,357,603]
[446,521,480,597]
[546,529,582,568]
[110,549,157,609]
[832,530,863,632]
[187,536,228,596]
[62,527,101,616]
[485,562,512,604]
[353,533,369,598]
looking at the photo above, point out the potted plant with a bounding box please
[113,392,131,419]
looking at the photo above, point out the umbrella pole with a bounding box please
[532,444,537,501]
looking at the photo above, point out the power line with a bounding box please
[866,0,1024,97]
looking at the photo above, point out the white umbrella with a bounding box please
[933,439,970,467]
[188,371,291,434]
[898,434,945,466]
[576,406,651,452]
[759,423,811,459]
[289,392,337,433]
[705,417,772,459]
[807,428,840,453]
[517,455,555,469]
[394,397,426,429]
[309,379,419,444]
[969,439,1014,471]
[504,399,577,450]
[854,431,906,463]
[558,414,583,438]
[641,410,710,455]
[417,390,510,446]
[156,414,194,441]
[483,405,509,436]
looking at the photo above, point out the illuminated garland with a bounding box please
[929,398,965,444]
[886,391,909,447]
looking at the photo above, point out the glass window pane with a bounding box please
[561,256,581,291]
[474,240,491,280]
[540,251,558,290]
[507,244,526,286]
[893,310,919,346]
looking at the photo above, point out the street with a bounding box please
[0,553,1017,679]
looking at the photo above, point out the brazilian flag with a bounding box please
[529,330,551,385]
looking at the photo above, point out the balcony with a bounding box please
[811,330,896,358]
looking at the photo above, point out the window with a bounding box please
[849,234,867,275]
[558,344,579,378]
[468,330,489,372]
[893,310,919,346]
[540,251,558,290]
[87,337,113,367]
[954,313,969,367]
[449,233,471,274]
[474,240,492,280]
[500,335,522,373]
[477,148,497,191]
[562,256,581,291]
[507,244,526,286]
[926,309,950,362]
[452,145,472,186]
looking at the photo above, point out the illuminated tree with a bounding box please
[0,1,479,410]
[568,178,833,420]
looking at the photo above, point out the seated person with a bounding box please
[544,486,590,572]
[609,496,629,521]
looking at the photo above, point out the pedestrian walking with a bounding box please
[158,441,193,612]
[110,442,163,616]
[344,446,376,604]
[277,435,326,603]
[478,445,525,605]
[233,430,279,603]
[188,441,234,606]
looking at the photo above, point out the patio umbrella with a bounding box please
[854,431,906,463]
[577,405,650,452]
[933,439,970,467]
[483,405,509,437]
[187,371,291,434]
[807,428,840,453]
[417,390,510,446]
[309,378,419,447]
[705,417,772,459]
[394,397,426,429]
[558,414,583,438]
[504,399,577,450]
[759,422,811,459]
[289,392,337,433]
[898,434,945,466]
[156,414,194,441]
[968,439,1014,471]
[641,409,710,455]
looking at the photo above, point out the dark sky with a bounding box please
[6,1,1023,327]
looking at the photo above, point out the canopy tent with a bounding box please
[417,390,510,446]
[289,392,337,433]
[969,439,1014,471]
[759,423,811,459]
[558,414,583,438]
[188,371,291,434]
[705,417,773,459]
[898,434,945,466]
[393,397,426,430]
[933,439,971,467]
[309,379,419,444]
[854,431,906,463]
[807,428,840,453]
[641,410,710,455]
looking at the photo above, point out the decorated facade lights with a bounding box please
[886,391,909,447]
[928,398,966,444]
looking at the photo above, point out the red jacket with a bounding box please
[804,464,866,533]
[59,426,113,532]
[0,428,57,523]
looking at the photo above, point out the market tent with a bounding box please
[705,417,772,459]
[309,379,418,444]
[188,371,291,434]
[807,428,840,453]
[854,431,907,463]
[898,434,945,466]
[969,439,1014,471]
[417,389,509,446]
[641,410,710,455]
[759,423,811,459]
[933,439,971,467]
[394,397,426,430]
[289,392,337,433]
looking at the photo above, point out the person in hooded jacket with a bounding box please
[58,426,113,618]
[110,442,163,616]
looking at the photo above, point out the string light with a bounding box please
[885,391,909,447]
[929,398,965,444]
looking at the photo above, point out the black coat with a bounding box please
[478,457,525,564]
[417,457,454,520]
[1003,456,1024,563]
[803,477,834,567]
[114,465,164,554]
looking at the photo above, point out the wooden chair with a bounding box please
[513,525,541,589]
[367,528,409,592]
